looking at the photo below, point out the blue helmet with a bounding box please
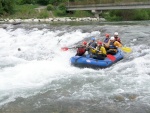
[91,37,95,41]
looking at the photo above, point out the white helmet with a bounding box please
[114,32,118,35]
[110,37,115,40]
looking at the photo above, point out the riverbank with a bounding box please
[0,17,106,24]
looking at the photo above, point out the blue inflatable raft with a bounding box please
[70,49,124,69]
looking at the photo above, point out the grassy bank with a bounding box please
[1,4,94,19]
[103,9,150,21]
[1,4,52,19]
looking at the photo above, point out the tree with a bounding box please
[37,0,49,5]
[0,0,3,15]
[21,0,37,4]
[0,0,15,15]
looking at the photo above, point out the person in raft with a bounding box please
[104,33,110,43]
[103,33,110,50]
[75,41,88,56]
[92,41,107,60]
[105,37,122,55]
[114,32,122,44]
[87,37,97,54]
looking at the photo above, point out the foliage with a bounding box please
[0,0,15,15]
[15,0,23,5]
[58,3,66,11]
[54,9,66,16]
[21,0,37,4]
[54,3,67,16]
[0,1,3,14]
[132,9,149,20]
[49,0,56,5]
[47,4,54,11]
[37,0,49,5]
[6,4,38,19]
[104,9,150,21]
[73,10,93,17]
[1,0,150,21]
[38,10,49,18]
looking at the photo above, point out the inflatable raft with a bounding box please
[70,49,124,69]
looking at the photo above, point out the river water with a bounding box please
[0,21,150,113]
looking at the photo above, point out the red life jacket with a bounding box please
[115,37,121,44]
[77,47,86,56]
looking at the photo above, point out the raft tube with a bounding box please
[70,49,124,69]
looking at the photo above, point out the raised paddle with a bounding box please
[120,47,132,53]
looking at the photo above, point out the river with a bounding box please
[0,21,150,113]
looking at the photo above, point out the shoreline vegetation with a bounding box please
[1,0,150,23]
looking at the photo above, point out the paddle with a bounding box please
[61,45,86,51]
[107,54,116,61]
[61,47,75,51]
[120,47,132,53]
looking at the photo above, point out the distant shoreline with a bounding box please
[0,17,106,24]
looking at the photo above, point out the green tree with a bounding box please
[55,3,67,16]
[47,4,54,11]
[1,0,15,14]
[0,0,3,14]
[21,0,37,4]
[132,9,149,20]
[37,0,49,5]
[49,0,55,5]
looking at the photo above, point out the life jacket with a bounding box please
[87,42,97,54]
[96,46,107,55]
[104,38,110,43]
[115,37,121,44]
[77,47,86,55]
[109,41,117,49]
[96,46,102,53]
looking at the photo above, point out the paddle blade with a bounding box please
[121,47,132,53]
[107,54,116,62]
[61,47,69,51]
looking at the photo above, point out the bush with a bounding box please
[38,10,49,18]
[54,9,66,16]
[49,0,55,5]
[58,3,66,11]
[16,0,37,4]
[132,9,149,20]
[38,0,49,5]
[15,0,23,5]
[47,4,54,11]
[54,3,66,16]
[8,4,38,19]
[0,2,3,15]
[0,0,15,14]
[73,10,93,17]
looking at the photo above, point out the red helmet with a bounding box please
[82,41,87,45]
[105,33,110,37]
[97,41,103,45]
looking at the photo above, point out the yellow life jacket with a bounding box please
[90,48,96,54]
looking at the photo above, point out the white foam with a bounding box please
[0,27,99,104]
[0,26,150,106]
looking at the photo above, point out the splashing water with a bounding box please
[0,23,150,113]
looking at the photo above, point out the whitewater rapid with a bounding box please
[0,23,150,113]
